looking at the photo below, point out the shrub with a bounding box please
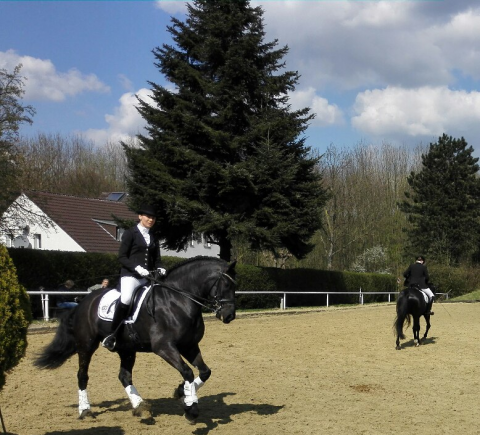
[428,264,480,298]
[0,245,32,390]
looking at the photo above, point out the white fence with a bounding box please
[28,290,90,322]
[236,290,400,310]
[28,289,448,321]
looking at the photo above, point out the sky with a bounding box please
[1,0,480,156]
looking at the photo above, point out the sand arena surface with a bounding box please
[1,303,479,435]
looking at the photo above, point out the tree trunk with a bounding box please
[218,237,232,262]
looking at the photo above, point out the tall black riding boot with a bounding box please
[102,302,130,351]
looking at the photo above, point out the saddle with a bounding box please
[407,284,433,305]
[98,285,152,323]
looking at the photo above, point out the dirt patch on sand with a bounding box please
[1,303,479,435]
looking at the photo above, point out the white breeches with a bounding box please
[120,276,148,305]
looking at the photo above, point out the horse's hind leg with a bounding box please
[117,350,150,417]
[413,317,421,346]
[77,348,97,419]
[422,314,431,342]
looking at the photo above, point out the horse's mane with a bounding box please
[167,256,225,273]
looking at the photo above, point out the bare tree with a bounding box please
[17,133,128,197]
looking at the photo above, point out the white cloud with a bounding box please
[352,86,480,139]
[289,87,344,127]
[154,1,188,15]
[260,2,480,90]
[83,88,153,145]
[0,49,109,101]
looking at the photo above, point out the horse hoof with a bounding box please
[184,413,197,425]
[183,403,199,424]
[132,401,151,417]
[78,409,94,420]
[395,345,401,350]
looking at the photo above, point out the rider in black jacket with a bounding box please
[102,204,166,351]
[403,255,435,312]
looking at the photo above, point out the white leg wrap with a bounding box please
[193,376,205,391]
[125,385,143,409]
[183,381,198,406]
[78,389,90,414]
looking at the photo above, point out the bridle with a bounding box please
[210,272,237,317]
[149,271,236,316]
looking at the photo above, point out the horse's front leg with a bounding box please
[175,344,211,401]
[117,350,150,417]
[153,343,199,424]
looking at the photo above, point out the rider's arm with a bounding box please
[118,228,138,272]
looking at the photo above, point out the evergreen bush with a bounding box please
[0,245,32,390]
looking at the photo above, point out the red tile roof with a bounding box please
[25,191,138,254]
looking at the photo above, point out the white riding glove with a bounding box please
[135,266,150,277]
[157,267,167,276]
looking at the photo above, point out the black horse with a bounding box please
[34,256,237,423]
[394,284,434,350]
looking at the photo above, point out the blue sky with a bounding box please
[1,0,480,156]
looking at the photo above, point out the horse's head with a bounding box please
[211,260,237,324]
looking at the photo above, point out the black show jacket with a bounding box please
[118,225,162,278]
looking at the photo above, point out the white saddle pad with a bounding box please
[419,290,429,304]
[98,287,151,324]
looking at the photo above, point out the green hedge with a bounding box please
[427,264,480,298]
[0,245,32,390]
[7,249,397,313]
[265,268,397,307]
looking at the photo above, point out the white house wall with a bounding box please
[166,237,219,258]
[0,194,85,252]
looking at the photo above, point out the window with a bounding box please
[34,234,42,249]
[5,235,13,248]
[116,227,125,241]
[106,192,126,201]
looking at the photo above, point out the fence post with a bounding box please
[359,288,363,305]
[41,291,50,322]
[326,293,329,307]
[283,293,287,310]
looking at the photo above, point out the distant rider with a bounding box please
[403,255,435,313]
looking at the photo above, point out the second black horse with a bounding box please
[394,284,434,350]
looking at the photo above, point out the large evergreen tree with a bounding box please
[400,134,480,264]
[125,0,327,261]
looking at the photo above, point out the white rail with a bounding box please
[28,290,90,321]
[235,289,401,310]
[28,289,448,320]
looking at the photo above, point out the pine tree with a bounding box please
[400,134,480,264]
[125,0,327,261]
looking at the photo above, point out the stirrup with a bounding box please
[102,334,117,351]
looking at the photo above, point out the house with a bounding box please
[0,191,219,258]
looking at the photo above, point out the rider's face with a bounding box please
[139,214,156,229]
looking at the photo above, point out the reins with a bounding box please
[147,271,236,316]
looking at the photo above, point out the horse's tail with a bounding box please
[394,290,411,340]
[34,307,78,369]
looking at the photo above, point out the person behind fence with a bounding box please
[88,278,110,292]
[102,204,166,351]
[56,279,78,309]
[403,255,435,311]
